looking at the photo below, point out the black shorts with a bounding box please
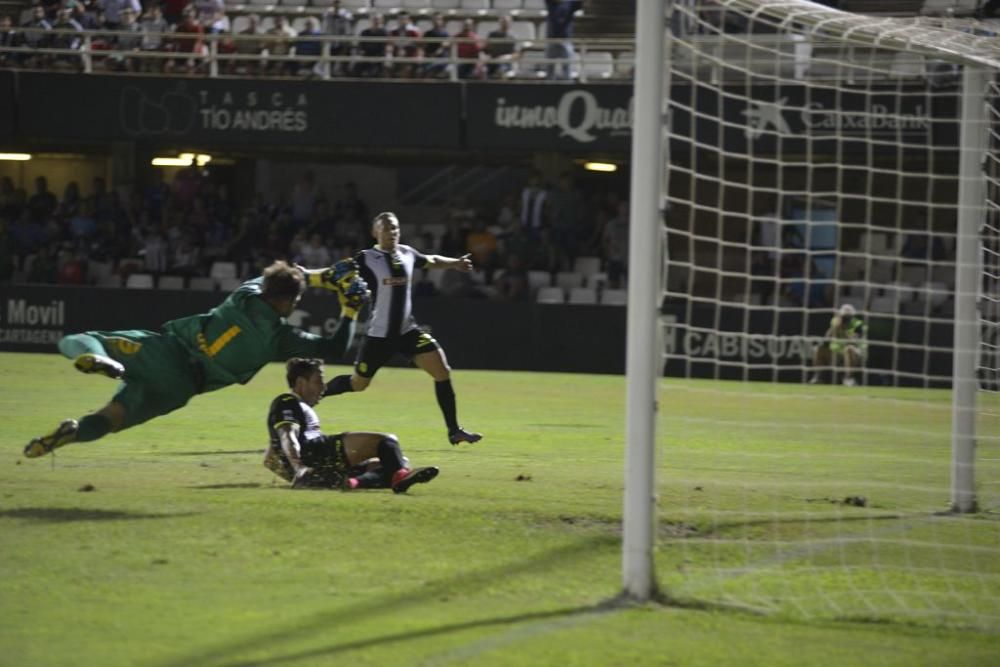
[300,433,350,485]
[355,329,441,378]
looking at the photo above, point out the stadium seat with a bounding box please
[555,271,584,290]
[536,286,565,304]
[231,16,251,34]
[372,0,398,8]
[125,273,155,289]
[494,0,523,9]
[573,256,601,276]
[430,0,461,9]
[209,261,239,281]
[189,276,217,291]
[158,275,185,290]
[96,274,123,288]
[459,0,489,10]
[516,49,547,78]
[527,270,552,291]
[585,271,608,290]
[341,0,373,8]
[282,0,310,6]
[600,288,628,306]
[523,0,545,9]
[248,0,272,5]
[900,264,928,285]
[403,0,428,8]
[477,20,499,36]
[579,50,614,80]
[567,287,597,304]
[615,50,634,78]
[509,20,536,41]
[927,281,950,308]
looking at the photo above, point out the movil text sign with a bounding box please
[0,298,66,345]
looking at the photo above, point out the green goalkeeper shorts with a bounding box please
[84,330,203,430]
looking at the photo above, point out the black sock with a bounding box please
[77,414,111,442]
[324,374,354,396]
[376,436,406,486]
[435,379,459,432]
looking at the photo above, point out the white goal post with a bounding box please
[624,0,1000,623]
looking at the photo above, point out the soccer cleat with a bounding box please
[391,466,439,494]
[24,419,79,458]
[843,377,857,387]
[448,428,483,446]
[74,353,124,380]
[808,375,820,385]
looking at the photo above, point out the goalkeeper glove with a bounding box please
[337,275,370,320]
[300,258,359,294]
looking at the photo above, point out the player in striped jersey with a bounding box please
[324,212,483,446]
[264,357,439,492]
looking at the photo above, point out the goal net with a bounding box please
[654,0,1000,630]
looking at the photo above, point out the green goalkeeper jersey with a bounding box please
[162,277,352,393]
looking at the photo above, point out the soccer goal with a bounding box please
[624,0,1000,631]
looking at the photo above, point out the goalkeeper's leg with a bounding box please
[59,333,125,380]
[809,343,832,384]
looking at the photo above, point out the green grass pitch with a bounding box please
[1,351,998,666]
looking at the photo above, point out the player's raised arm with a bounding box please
[425,253,474,272]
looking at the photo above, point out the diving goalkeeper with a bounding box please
[808,303,867,387]
[24,259,369,458]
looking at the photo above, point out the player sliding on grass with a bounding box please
[263,357,439,492]
[24,260,369,458]
[324,211,483,447]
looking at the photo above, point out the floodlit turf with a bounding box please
[1,351,998,666]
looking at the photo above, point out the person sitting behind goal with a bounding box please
[264,357,439,493]
[809,303,866,386]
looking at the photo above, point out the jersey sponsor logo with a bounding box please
[382,277,408,286]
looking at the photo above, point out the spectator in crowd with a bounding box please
[49,7,84,69]
[109,6,142,71]
[0,15,19,67]
[453,18,482,79]
[20,5,52,66]
[266,15,296,75]
[28,176,58,224]
[465,219,498,279]
[165,5,203,74]
[602,200,629,288]
[161,0,187,25]
[520,170,548,238]
[544,0,582,79]
[354,12,387,77]
[335,181,368,244]
[232,12,263,74]
[194,0,225,27]
[322,0,352,76]
[388,9,421,78]
[420,11,449,78]
[139,4,169,69]
[294,16,323,75]
[547,171,584,271]
[71,2,100,31]
[102,0,141,30]
[484,14,520,79]
[494,253,529,301]
[202,7,230,35]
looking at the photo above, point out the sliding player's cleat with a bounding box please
[262,447,294,482]
[74,353,124,380]
[448,428,482,446]
[391,466,439,494]
[24,419,79,458]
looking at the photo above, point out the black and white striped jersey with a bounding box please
[267,392,323,448]
[355,244,429,338]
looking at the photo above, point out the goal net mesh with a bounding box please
[657,0,1000,630]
